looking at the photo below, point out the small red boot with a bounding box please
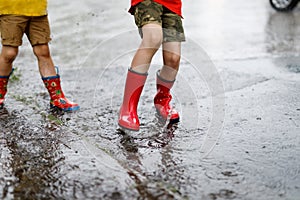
[0,69,14,108]
[154,71,179,124]
[42,73,79,112]
[118,69,147,131]
[0,75,9,108]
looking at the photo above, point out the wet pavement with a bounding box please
[1,0,300,199]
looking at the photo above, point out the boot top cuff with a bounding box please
[0,75,10,79]
[156,70,175,83]
[129,68,148,76]
[0,68,14,78]
[42,74,60,81]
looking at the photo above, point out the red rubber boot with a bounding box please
[118,69,147,131]
[0,69,13,108]
[0,75,9,108]
[154,71,179,124]
[42,73,79,112]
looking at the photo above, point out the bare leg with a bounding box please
[33,44,79,111]
[154,42,181,123]
[32,44,56,77]
[131,23,163,74]
[160,42,181,81]
[0,46,18,76]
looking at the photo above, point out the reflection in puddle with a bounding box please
[265,10,300,73]
[117,116,178,149]
[265,11,299,54]
[116,121,190,199]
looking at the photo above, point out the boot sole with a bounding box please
[155,112,180,125]
[50,104,80,112]
[169,117,180,124]
[118,123,139,132]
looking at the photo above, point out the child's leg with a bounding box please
[27,15,56,77]
[32,44,79,111]
[0,15,27,76]
[130,0,164,74]
[161,42,181,81]
[119,0,164,130]
[28,16,79,111]
[0,15,29,107]
[154,69,180,124]
[119,25,162,130]
[154,43,182,124]
[0,46,17,107]
[32,44,56,77]
[0,46,18,76]
[153,5,185,124]
[131,23,162,74]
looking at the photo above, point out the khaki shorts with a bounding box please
[133,0,185,43]
[0,15,51,47]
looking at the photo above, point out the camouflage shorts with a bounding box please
[133,0,185,42]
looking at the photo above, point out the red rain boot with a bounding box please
[118,69,147,131]
[0,69,14,108]
[42,73,79,112]
[0,75,9,108]
[154,71,179,124]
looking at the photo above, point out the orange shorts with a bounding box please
[0,15,51,47]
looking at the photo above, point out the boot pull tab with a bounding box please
[55,66,60,75]
[9,68,15,76]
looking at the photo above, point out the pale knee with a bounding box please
[165,54,181,69]
[142,32,162,49]
[1,48,18,63]
[33,45,51,59]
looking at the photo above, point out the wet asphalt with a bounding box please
[1,0,300,199]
